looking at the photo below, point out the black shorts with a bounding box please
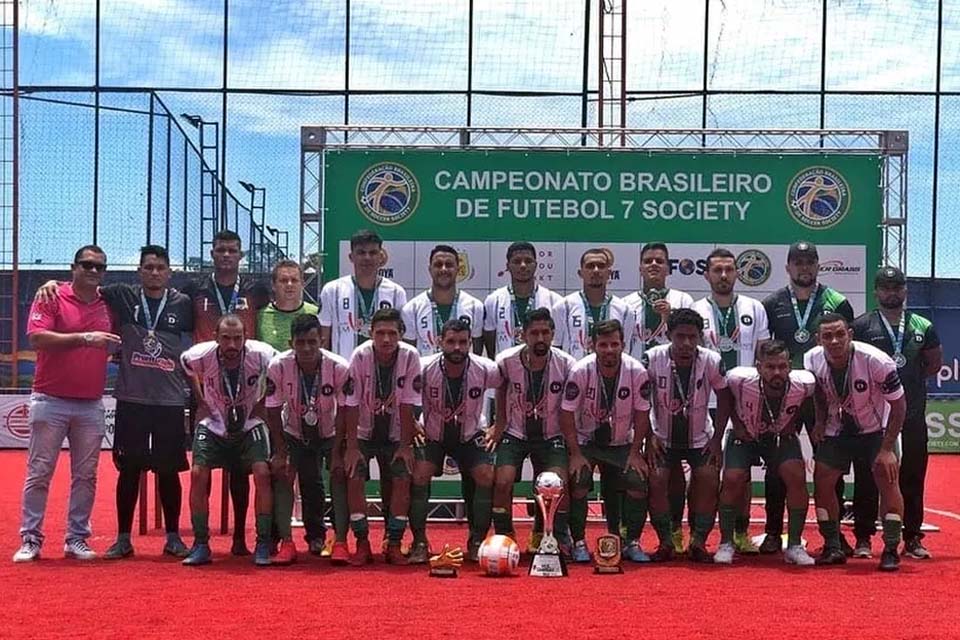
[113,400,189,473]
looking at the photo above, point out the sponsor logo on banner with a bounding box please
[356,162,420,226]
[786,167,850,229]
[4,403,30,440]
[669,258,707,276]
[736,249,771,286]
[456,251,476,283]
[377,247,395,278]
[819,259,861,275]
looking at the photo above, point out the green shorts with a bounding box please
[815,432,885,472]
[416,433,494,472]
[724,432,803,470]
[495,434,568,472]
[191,423,270,471]
[658,445,712,470]
[572,443,646,493]
[357,438,409,480]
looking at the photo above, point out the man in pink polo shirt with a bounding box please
[13,245,120,562]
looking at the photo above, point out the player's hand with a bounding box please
[646,436,666,467]
[626,451,648,479]
[83,331,122,350]
[705,438,723,468]
[393,444,415,474]
[811,422,826,445]
[873,448,899,486]
[653,299,672,318]
[343,445,363,478]
[34,279,60,304]
[568,453,590,483]
[483,428,502,452]
[733,423,753,443]
[413,423,427,447]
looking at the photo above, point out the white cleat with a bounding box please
[713,542,735,565]
[784,545,815,566]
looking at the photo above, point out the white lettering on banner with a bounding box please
[618,172,772,193]
[926,411,960,439]
[435,170,613,192]
[0,394,118,449]
[638,200,750,221]
[936,359,960,388]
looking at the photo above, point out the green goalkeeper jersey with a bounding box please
[257,301,319,351]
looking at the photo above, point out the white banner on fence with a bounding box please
[0,394,116,449]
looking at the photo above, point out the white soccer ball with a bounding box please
[478,535,520,576]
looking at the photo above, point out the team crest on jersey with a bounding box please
[412,374,423,392]
[356,162,420,226]
[458,315,472,328]
[786,166,850,229]
[913,333,924,343]
[550,382,563,394]
[564,382,580,401]
[741,315,753,326]
[639,381,652,399]
[321,384,334,396]
[469,387,483,399]
[247,374,259,386]
[379,301,392,309]
[854,380,868,392]
[397,376,406,389]
[617,387,630,400]
[166,313,177,325]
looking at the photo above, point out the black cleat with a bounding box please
[816,547,847,566]
[839,534,855,558]
[758,534,781,555]
[687,544,713,564]
[878,549,900,572]
[649,544,676,563]
[231,538,251,557]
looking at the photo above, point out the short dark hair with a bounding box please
[271,259,302,282]
[440,318,471,339]
[591,319,623,341]
[667,308,704,334]
[290,313,321,338]
[580,248,610,267]
[371,307,404,333]
[757,339,789,361]
[430,244,459,264]
[213,229,242,248]
[706,247,735,266]
[139,244,169,265]
[640,243,669,261]
[74,245,106,264]
[506,242,536,261]
[817,312,849,331]
[522,306,554,330]
[350,229,383,250]
[215,313,244,333]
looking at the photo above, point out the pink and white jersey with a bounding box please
[319,275,407,359]
[726,367,815,437]
[483,285,563,355]
[552,291,631,360]
[266,348,350,440]
[803,341,904,437]
[560,353,651,446]
[181,339,276,437]
[402,289,484,357]
[642,344,728,448]
[344,340,422,442]
[420,353,500,442]
[496,345,576,440]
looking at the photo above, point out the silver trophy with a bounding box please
[529,471,568,577]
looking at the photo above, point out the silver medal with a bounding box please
[717,336,735,353]
[794,329,810,344]
[303,408,319,427]
[894,353,907,369]
[142,331,162,358]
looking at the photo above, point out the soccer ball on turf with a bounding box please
[478,535,520,576]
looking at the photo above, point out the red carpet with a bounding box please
[1,450,959,639]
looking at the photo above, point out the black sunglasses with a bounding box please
[76,260,107,272]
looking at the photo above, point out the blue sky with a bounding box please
[11,0,960,276]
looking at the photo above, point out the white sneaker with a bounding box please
[12,539,41,563]
[784,545,815,566]
[63,539,96,561]
[713,542,735,565]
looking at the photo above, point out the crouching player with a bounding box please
[713,340,816,566]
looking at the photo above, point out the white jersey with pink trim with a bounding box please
[803,341,904,437]
[180,339,276,437]
[401,289,484,357]
[560,353,651,446]
[344,340,423,442]
[265,348,350,440]
[420,353,500,442]
[623,288,695,359]
[552,291,631,360]
[318,275,407,359]
[483,285,563,355]
[726,367,815,437]
[496,345,576,440]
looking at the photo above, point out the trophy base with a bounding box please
[593,564,624,575]
[429,567,459,578]
[529,552,567,577]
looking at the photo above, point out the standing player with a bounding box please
[485,308,577,547]
[559,319,652,563]
[402,244,484,356]
[342,308,422,565]
[713,341,816,566]
[265,314,351,565]
[806,313,906,571]
[180,315,276,566]
[692,247,769,554]
[761,241,854,554]
[643,309,728,563]
[408,319,500,563]
[853,267,941,559]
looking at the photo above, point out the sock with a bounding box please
[600,470,620,535]
[116,468,140,536]
[255,514,273,543]
[817,508,840,550]
[191,512,210,544]
[272,477,294,540]
[569,496,587,541]
[157,472,182,534]
[386,515,407,543]
[471,486,493,542]
[331,478,350,543]
[230,472,250,541]
[735,513,750,536]
[719,504,737,544]
[690,512,715,548]
[622,494,648,541]
[554,511,570,544]
[650,511,673,548]
[409,484,430,543]
[462,475,476,528]
[492,507,513,536]
[350,514,369,541]
[787,508,806,547]
[882,514,902,552]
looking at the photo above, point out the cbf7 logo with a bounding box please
[787,167,850,229]
[736,249,771,286]
[356,162,420,226]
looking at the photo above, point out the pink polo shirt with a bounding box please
[27,283,114,400]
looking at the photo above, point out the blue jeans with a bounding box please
[19,394,106,545]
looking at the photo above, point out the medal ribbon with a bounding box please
[669,349,697,417]
[212,276,241,315]
[139,288,169,335]
[877,310,906,361]
[788,285,819,336]
[374,355,397,415]
[428,290,460,351]
[709,295,738,342]
[522,347,549,418]
[509,285,536,345]
[440,357,468,425]
[353,276,381,335]
[298,355,323,417]
[640,288,669,346]
[580,291,611,345]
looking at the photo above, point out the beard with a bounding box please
[443,351,467,364]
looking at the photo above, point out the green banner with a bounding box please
[926,399,960,454]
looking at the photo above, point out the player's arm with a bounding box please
[27,297,120,351]
[627,407,651,478]
[811,384,828,445]
[400,302,417,348]
[486,379,508,451]
[393,403,416,474]
[559,408,588,483]
[712,386,735,445]
[472,337,484,356]
[920,325,943,377]
[482,331,497,359]
[877,367,907,485]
